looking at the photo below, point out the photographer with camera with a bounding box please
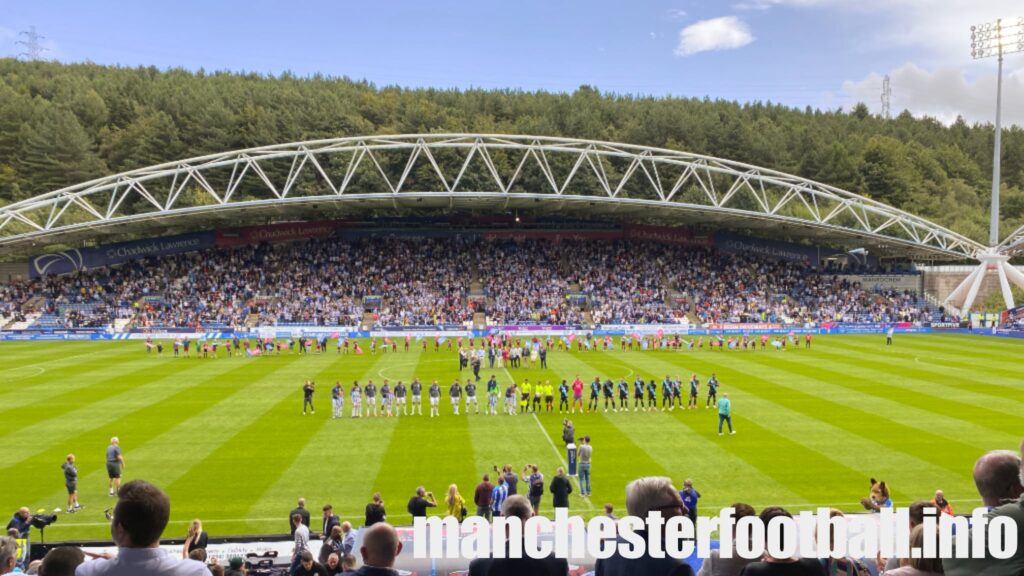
[406,487,437,519]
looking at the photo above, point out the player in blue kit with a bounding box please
[688,374,699,409]
[706,373,719,409]
[602,378,615,413]
[588,378,600,413]
[617,378,629,411]
[633,377,645,411]
[661,376,674,411]
[646,379,658,413]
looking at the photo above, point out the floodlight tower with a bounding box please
[946,17,1024,315]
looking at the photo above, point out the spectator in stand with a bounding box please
[474,475,494,520]
[0,537,18,575]
[944,442,1024,576]
[340,523,355,557]
[354,523,402,576]
[603,503,617,520]
[40,546,85,576]
[74,480,208,576]
[815,509,871,575]
[224,558,245,576]
[738,507,825,576]
[319,525,344,566]
[364,494,386,527]
[293,551,328,576]
[406,487,436,519]
[290,498,311,535]
[595,476,693,576]
[549,467,572,511]
[468,495,568,576]
[696,503,757,576]
[339,554,357,576]
[323,553,341,576]
[884,525,944,576]
[972,449,1024,508]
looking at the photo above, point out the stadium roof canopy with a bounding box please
[0,134,988,261]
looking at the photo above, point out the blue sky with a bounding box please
[2,0,1022,124]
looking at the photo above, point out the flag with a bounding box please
[585,340,591,349]
[416,334,423,342]
[656,329,664,339]
[438,335,447,345]
[354,343,364,355]
[384,337,392,345]
[568,334,577,343]
[331,331,340,339]
[641,340,649,350]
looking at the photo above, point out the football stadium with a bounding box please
[2,5,1024,576]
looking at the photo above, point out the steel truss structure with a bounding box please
[0,134,986,261]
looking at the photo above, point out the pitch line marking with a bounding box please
[500,366,594,511]
[1,365,46,382]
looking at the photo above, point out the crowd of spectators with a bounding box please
[0,237,946,330]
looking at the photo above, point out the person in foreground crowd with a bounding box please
[943,441,1024,576]
[717,394,735,435]
[679,479,699,523]
[695,503,757,576]
[883,525,943,576]
[549,467,573,510]
[577,435,592,497]
[737,507,825,576]
[0,536,18,575]
[354,523,402,576]
[595,476,693,576]
[40,546,85,576]
[74,480,209,576]
[929,490,953,516]
[445,484,466,522]
[467,495,568,576]
[294,550,328,576]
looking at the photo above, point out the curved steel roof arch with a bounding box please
[0,133,987,259]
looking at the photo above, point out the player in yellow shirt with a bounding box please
[520,380,532,414]
[544,382,554,412]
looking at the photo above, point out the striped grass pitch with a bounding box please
[0,333,1020,541]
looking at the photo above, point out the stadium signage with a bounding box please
[715,232,822,265]
[706,323,783,330]
[216,220,338,247]
[622,224,712,247]
[1002,303,1024,325]
[29,232,215,278]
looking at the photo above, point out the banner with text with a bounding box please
[30,232,215,279]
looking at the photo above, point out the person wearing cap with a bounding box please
[293,550,327,576]
[224,557,245,576]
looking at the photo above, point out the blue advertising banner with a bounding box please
[30,231,215,278]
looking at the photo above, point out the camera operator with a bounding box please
[406,487,437,519]
[4,509,29,539]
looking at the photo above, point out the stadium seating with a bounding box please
[1,237,947,330]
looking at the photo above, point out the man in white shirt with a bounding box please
[76,480,208,576]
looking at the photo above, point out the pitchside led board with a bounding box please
[567,443,577,476]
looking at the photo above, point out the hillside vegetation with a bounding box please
[1,59,1022,242]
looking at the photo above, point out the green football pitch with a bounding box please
[1,334,1021,542]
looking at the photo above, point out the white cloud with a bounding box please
[841,62,1024,126]
[675,16,755,56]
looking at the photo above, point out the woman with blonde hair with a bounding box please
[182,518,207,558]
[445,484,466,521]
[882,524,944,575]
